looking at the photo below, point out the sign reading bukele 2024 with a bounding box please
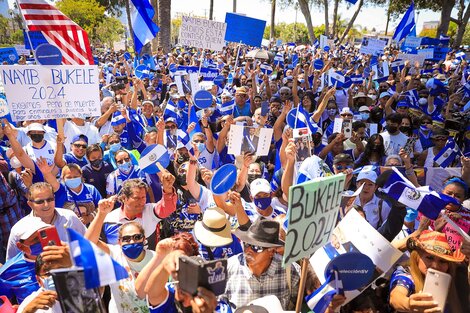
[0,65,100,122]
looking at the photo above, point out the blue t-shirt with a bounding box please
[197,234,243,261]
[62,182,102,215]
[149,283,232,313]
[81,161,114,198]
[63,153,88,167]
[233,102,251,118]
[0,253,39,304]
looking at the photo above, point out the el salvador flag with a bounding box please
[219,99,235,116]
[350,74,364,84]
[130,0,160,54]
[379,167,460,220]
[305,271,343,313]
[177,129,195,155]
[164,99,180,120]
[434,138,460,168]
[274,52,284,67]
[67,228,128,289]
[393,2,416,42]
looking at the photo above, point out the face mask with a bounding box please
[247,174,262,184]
[386,125,398,134]
[65,177,82,189]
[118,161,132,173]
[90,159,103,168]
[313,135,322,146]
[418,98,427,105]
[30,134,44,143]
[399,126,411,133]
[327,109,336,116]
[108,66,113,71]
[360,112,369,120]
[368,94,377,101]
[122,242,144,259]
[109,143,121,152]
[177,173,187,186]
[196,142,206,154]
[29,242,43,256]
[177,154,189,164]
[10,156,22,169]
[254,197,272,210]
[42,276,56,291]
[420,125,429,132]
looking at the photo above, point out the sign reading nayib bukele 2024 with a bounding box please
[0,65,100,122]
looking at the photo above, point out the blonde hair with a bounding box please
[409,251,425,292]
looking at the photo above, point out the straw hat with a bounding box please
[408,230,465,263]
[193,207,233,248]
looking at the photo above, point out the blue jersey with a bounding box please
[62,183,102,215]
[106,166,148,196]
[149,283,232,313]
[63,153,88,167]
[0,253,39,304]
[198,234,243,261]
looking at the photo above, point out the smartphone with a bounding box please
[178,255,227,296]
[38,226,62,248]
[342,121,352,138]
[423,268,451,310]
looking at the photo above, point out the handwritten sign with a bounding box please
[283,174,346,266]
[417,48,434,60]
[0,65,100,122]
[179,16,227,51]
[359,38,386,55]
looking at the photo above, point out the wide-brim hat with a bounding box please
[408,230,465,263]
[194,207,232,248]
[234,218,284,248]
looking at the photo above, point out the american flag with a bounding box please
[18,0,94,65]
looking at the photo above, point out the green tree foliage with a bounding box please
[94,17,126,48]
[56,0,105,38]
[462,24,470,45]
[264,22,330,43]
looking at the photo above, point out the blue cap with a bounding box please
[71,134,88,144]
[111,114,126,126]
[396,100,409,108]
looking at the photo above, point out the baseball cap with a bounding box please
[357,170,378,183]
[340,107,353,115]
[379,92,390,99]
[359,106,370,113]
[111,114,126,126]
[250,178,271,197]
[71,134,88,144]
[396,100,409,108]
[333,153,353,165]
[19,217,50,241]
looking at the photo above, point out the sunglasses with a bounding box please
[116,157,131,164]
[244,242,266,253]
[30,197,55,205]
[432,137,447,141]
[335,165,352,170]
[73,143,87,149]
[280,92,290,96]
[165,125,177,130]
[193,140,204,143]
[120,233,144,243]
[109,141,120,145]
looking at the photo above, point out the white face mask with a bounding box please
[368,94,377,101]
[418,98,427,105]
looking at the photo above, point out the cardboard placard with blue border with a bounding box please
[210,164,237,195]
[139,144,170,174]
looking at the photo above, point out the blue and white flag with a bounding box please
[177,129,194,155]
[189,105,203,137]
[391,59,404,72]
[350,74,364,84]
[456,51,466,60]
[296,105,319,134]
[403,89,419,108]
[219,99,235,116]
[130,0,160,54]
[164,99,180,120]
[305,271,343,313]
[274,52,284,67]
[379,167,460,219]
[425,78,447,96]
[260,63,273,75]
[434,138,460,168]
[392,2,416,42]
[67,228,128,289]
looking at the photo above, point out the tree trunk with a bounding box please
[323,0,329,36]
[436,0,456,38]
[125,0,135,52]
[384,0,391,35]
[270,0,276,40]
[209,0,214,20]
[338,0,363,44]
[151,0,159,52]
[158,0,171,53]
[332,0,339,38]
[298,0,316,43]
[233,0,237,12]
[454,3,470,48]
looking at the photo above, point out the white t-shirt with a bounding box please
[108,245,154,313]
[380,131,409,156]
[198,148,216,170]
[17,287,62,313]
[197,185,216,213]
[24,140,56,165]
[63,121,101,153]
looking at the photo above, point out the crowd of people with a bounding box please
[0,38,470,313]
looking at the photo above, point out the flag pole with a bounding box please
[15,0,36,59]
[295,258,309,313]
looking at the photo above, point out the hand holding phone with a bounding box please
[38,226,62,248]
[423,268,451,310]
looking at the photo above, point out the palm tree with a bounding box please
[298,0,317,43]
[158,0,171,53]
[270,0,276,40]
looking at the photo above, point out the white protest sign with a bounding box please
[417,48,434,60]
[320,35,328,49]
[179,16,227,51]
[397,53,426,66]
[283,174,346,266]
[359,38,386,55]
[404,36,422,48]
[228,124,273,157]
[0,96,9,117]
[14,45,30,56]
[0,65,100,122]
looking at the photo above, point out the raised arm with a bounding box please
[3,119,35,170]
[186,147,202,200]
[312,86,335,123]
[84,197,116,254]
[281,142,296,198]
[36,157,60,192]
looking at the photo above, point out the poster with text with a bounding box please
[179,16,227,51]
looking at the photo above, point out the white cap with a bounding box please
[250,178,271,197]
[357,170,378,183]
[358,106,370,112]
[27,123,45,133]
[19,217,50,240]
[340,107,352,115]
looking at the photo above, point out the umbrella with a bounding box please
[245,49,270,60]
[294,45,306,52]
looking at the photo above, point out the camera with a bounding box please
[177,255,227,296]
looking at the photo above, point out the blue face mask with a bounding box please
[254,197,272,210]
[327,109,337,116]
[122,242,144,259]
[109,143,122,153]
[118,161,132,173]
[42,276,56,291]
[29,242,43,256]
[196,142,206,154]
[65,177,82,189]
[360,112,369,120]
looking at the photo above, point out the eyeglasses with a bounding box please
[109,141,120,145]
[73,144,87,149]
[165,124,177,130]
[120,233,144,243]
[29,197,55,205]
[335,165,352,170]
[193,140,204,143]
[244,242,265,253]
[341,114,353,117]
[116,157,131,164]
[280,92,290,96]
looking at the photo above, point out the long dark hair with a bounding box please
[354,134,386,168]
[302,90,317,113]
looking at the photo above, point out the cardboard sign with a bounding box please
[0,65,100,121]
[359,38,386,56]
[228,125,273,156]
[417,48,434,60]
[224,13,266,47]
[14,45,30,56]
[397,53,426,66]
[320,35,328,49]
[283,174,346,266]
[403,36,422,49]
[179,16,227,51]
[210,164,237,195]
[177,66,219,81]
[0,48,19,65]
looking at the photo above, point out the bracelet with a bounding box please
[189,159,197,165]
